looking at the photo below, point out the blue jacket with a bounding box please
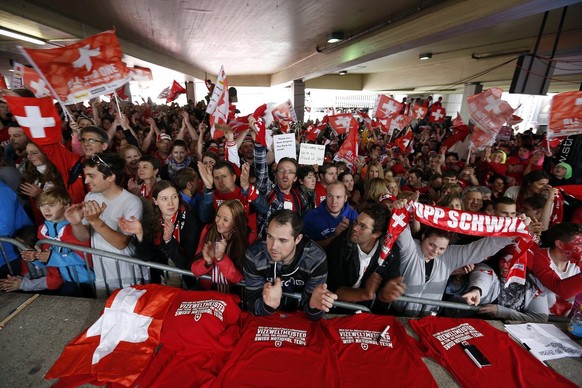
[302,200,358,241]
[0,181,32,263]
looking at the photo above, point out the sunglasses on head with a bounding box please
[90,154,112,173]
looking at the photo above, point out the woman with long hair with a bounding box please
[20,142,65,224]
[119,180,201,287]
[191,200,256,292]
[504,170,551,209]
[339,171,361,208]
[363,177,389,203]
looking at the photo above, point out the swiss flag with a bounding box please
[306,116,329,142]
[467,88,514,148]
[130,66,153,82]
[412,104,428,120]
[206,66,229,139]
[20,30,132,104]
[157,86,170,100]
[452,111,464,127]
[229,114,251,132]
[395,129,413,154]
[334,123,359,166]
[548,91,582,139]
[166,80,187,103]
[357,111,373,132]
[428,105,446,123]
[388,114,413,133]
[45,285,181,387]
[12,61,52,98]
[372,94,403,119]
[271,99,297,123]
[441,125,470,151]
[4,96,62,146]
[328,113,358,136]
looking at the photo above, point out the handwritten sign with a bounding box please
[273,133,297,163]
[298,143,326,165]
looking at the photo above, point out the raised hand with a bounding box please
[197,161,214,190]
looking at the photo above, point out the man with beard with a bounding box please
[326,202,404,311]
[254,137,305,239]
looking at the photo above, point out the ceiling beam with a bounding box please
[0,0,207,81]
[270,0,580,86]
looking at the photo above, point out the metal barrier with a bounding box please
[0,236,484,314]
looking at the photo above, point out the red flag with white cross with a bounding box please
[20,30,132,104]
[428,105,446,123]
[467,88,514,148]
[271,99,297,123]
[166,80,187,103]
[334,122,359,166]
[452,111,464,127]
[45,285,182,387]
[412,104,428,120]
[372,94,403,119]
[4,96,62,145]
[548,91,582,139]
[12,61,52,98]
[328,113,358,136]
[206,66,229,139]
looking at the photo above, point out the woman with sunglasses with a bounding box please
[191,199,256,293]
[119,180,201,287]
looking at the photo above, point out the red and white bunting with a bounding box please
[548,91,582,139]
[4,96,62,145]
[372,94,403,119]
[20,30,132,104]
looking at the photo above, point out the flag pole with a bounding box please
[113,91,122,114]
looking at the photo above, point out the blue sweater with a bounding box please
[302,200,358,241]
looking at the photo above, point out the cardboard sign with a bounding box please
[273,133,297,163]
[298,143,326,165]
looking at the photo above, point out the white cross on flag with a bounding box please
[428,106,446,123]
[548,91,582,139]
[467,88,514,148]
[328,113,358,136]
[11,61,52,98]
[46,285,181,387]
[206,66,230,139]
[372,94,403,119]
[4,96,62,146]
[19,30,132,104]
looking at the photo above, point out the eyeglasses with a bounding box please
[353,221,372,231]
[90,154,112,173]
[276,169,296,175]
[80,138,104,144]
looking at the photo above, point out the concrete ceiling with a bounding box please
[0,0,581,94]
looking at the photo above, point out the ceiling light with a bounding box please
[339,70,347,75]
[327,32,344,44]
[0,28,45,45]
[419,53,432,60]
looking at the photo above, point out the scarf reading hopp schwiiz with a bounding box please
[379,201,532,287]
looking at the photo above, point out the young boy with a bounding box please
[35,187,94,296]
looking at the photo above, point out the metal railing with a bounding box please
[0,236,481,314]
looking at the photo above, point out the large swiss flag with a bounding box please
[372,94,403,119]
[548,91,582,139]
[4,96,62,145]
[20,30,132,104]
[328,113,358,136]
[45,285,182,387]
[467,88,514,148]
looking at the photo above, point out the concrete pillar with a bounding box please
[185,81,195,103]
[291,79,305,122]
[459,82,482,124]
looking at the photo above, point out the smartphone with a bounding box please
[460,341,491,368]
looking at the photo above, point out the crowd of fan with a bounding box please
[0,89,581,322]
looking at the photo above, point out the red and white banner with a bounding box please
[328,113,358,136]
[334,122,359,166]
[130,66,153,82]
[428,105,446,123]
[20,30,132,104]
[271,99,297,123]
[11,61,51,98]
[4,96,62,146]
[166,80,187,103]
[441,125,470,151]
[372,94,403,119]
[45,285,182,387]
[379,201,532,286]
[206,66,229,139]
[548,91,582,139]
[467,88,514,148]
